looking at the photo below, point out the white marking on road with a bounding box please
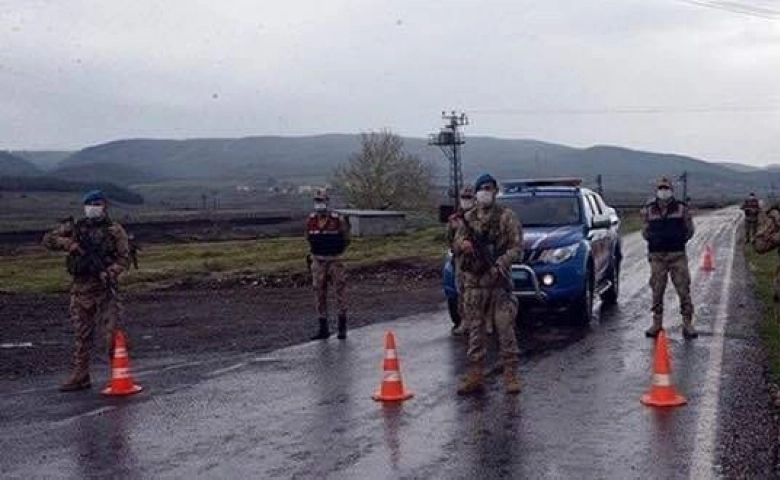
[689,214,737,479]
[134,360,207,378]
[0,342,33,349]
[53,406,117,427]
[206,362,248,377]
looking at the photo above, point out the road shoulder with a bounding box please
[716,238,778,477]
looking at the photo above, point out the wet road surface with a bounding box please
[1,208,775,478]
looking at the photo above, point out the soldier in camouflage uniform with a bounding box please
[42,190,131,391]
[641,177,697,339]
[305,188,351,340]
[453,173,522,395]
[753,203,780,323]
[741,192,761,244]
[446,186,475,336]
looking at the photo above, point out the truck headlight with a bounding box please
[538,243,579,264]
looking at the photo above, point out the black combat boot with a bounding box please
[337,314,348,340]
[311,317,331,340]
[59,370,91,392]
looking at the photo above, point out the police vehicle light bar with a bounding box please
[500,178,583,190]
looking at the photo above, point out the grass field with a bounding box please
[0,228,448,294]
[0,210,645,294]
[744,246,780,383]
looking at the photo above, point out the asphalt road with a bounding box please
[1,208,776,479]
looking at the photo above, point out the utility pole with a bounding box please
[429,111,468,207]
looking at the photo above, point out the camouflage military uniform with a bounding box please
[641,193,696,338]
[741,195,761,244]
[454,201,522,393]
[306,208,351,339]
[447,210,467,333]
[42,216,130,389]
[753,208,780,323]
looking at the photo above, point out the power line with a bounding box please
[470,105,780,116]
[670,0,780,20]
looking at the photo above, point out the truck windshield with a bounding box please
[502,196,581,227]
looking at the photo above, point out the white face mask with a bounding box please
[656,189,672,201]
[314,202,328,212]
[460,199,474,210]
[84,205,105,219]
[475,190,494,207]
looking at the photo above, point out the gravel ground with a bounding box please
[716,237,779,478]
[0,260,445,380]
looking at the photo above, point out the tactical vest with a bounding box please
[307,213,347,256]
[461,206,506,274]
[645,200,688,253]
[66,218,118,278]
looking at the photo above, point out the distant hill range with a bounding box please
[1,151,143,204]
[0,151,42,177]
[12,151,73,171]
[9,134,780,200]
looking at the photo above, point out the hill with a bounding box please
[54,134,780,198]
[49,162,166,186]
[718,162,762,173]
[12,151,73,171]
[0,176,144,205]
[0,152,42,177]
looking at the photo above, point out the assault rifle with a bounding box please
[460,220,511,285]
[70,222,118,298]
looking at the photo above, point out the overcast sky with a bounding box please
[1,0,779,164]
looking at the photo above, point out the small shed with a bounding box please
[335,209,406,237]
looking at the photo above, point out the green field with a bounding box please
[0,213,645,294]
[0,228,448,294]
[744,246,780,382]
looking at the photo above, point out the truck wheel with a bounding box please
[569,271,593,326]
[447,296,461,327]
[601,260,620,307]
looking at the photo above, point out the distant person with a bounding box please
[741,192,761,244]
[128,233,141,269]
[453,173,522,394]
[305,188,351,340]
[42,190,131,391]
[641,177,696,339]
[446,186,475,336]
[753,203,780,323]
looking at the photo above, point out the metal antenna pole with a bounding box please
[429,111,468,207]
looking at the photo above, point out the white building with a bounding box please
[335,209,406,236]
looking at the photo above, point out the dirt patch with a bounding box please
[0,263,445,380]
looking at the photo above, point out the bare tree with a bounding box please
[331,130,434,210]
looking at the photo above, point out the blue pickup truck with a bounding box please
[443,178,622,325]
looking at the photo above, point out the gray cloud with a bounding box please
[1,0,779,164]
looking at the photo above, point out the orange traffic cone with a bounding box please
[641,330,686,407]
[372,330,413,402]
[102,330,143,396]
[701,244,715,271]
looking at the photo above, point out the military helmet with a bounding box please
[474,173,498,191]
[313,188,329,202]
[656,177,673,189]
[82,189,107,204]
